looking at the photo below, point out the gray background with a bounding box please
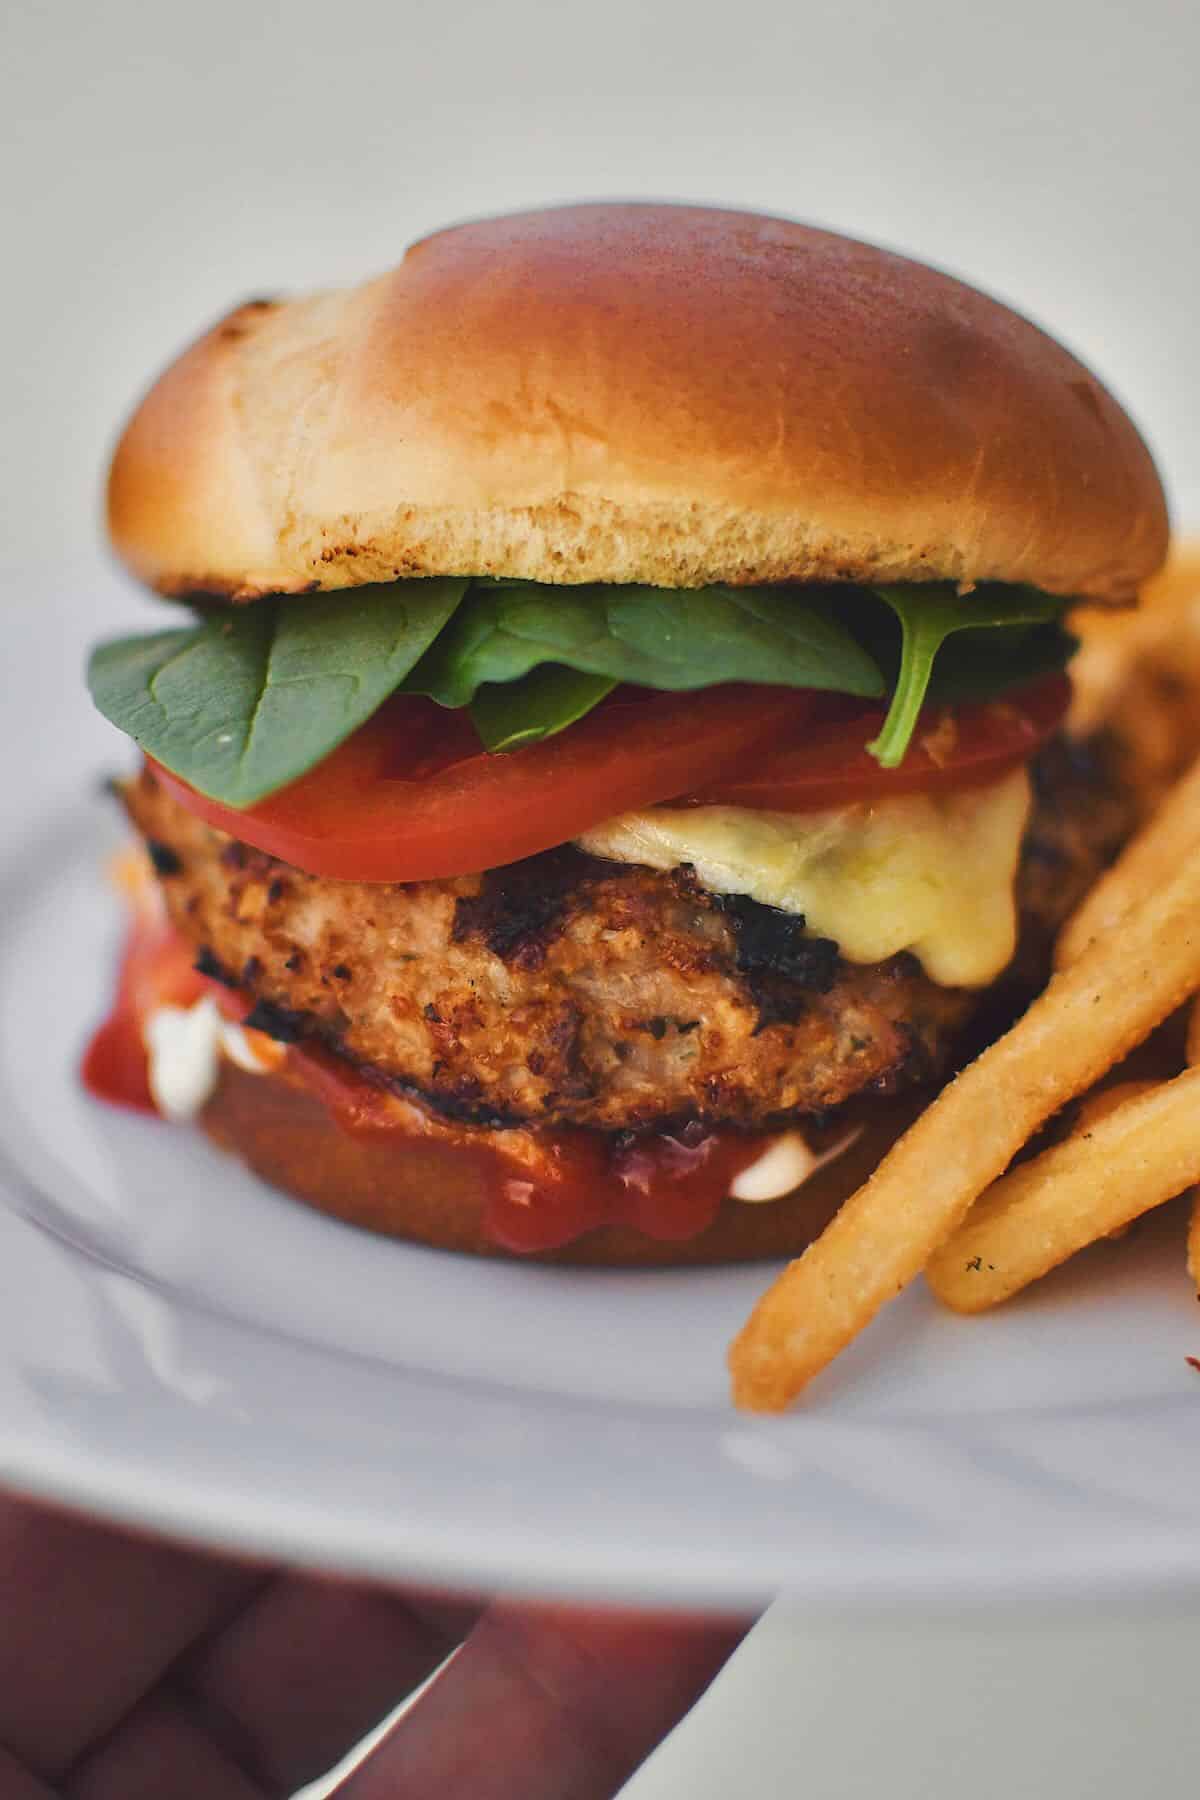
[5,1,1199,1793]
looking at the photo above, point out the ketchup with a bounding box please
[486,1131,761,1253]
[81,1004,157,1113]
[84,916,763,1252]
[484,1124,759,1253]
[287,1040,761,1251]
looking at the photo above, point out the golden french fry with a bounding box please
[926,1069,1200,1312]
[729,846,1200,1412]
[1073,1081,1161,1241]
[1188,993,1200,1070]
[1055,753,1200,969]
[1075,1079,1159,1131]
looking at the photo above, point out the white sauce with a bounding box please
[730,1127,863,1203]
[144,997,273,1122]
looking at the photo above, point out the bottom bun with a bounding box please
[201,1061,928,1266]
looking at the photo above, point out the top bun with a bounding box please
[108,203,1168,604]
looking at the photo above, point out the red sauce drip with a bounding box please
[289,1041,762,1252]
[85,916,763,1252]
[81,1004,157,1113]
[487,1129,761,1253]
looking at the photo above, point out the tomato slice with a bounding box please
[150,686,812,883]
[150,675,1070,884]
[683,674,1071,810]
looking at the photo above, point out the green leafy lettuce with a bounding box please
[404,582,884,705]
[87,580,466,806]
[862,585,1072,767]
[87,577,1073,806]
[467,667,619,753]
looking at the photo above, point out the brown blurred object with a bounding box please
[1071,547,1200,814]
[1187,995,1200,1297]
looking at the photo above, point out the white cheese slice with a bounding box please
[577,767,1031,989]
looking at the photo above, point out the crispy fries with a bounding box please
[1055,753,1200,968]
[729,843,1200,1411]
[728,555,1200,1411]
[1074,1078,1159,1131]
[1074,1080,1160,1241]
[925,1070,1200,1312]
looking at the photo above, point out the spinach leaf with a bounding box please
[87,580,467,805]
[87,573,1073,802]
[865,585,1069,767]
[925,620,1076,705]
[405,582,885,711]
[469,667,617,752]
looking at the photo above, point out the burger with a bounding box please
[82,202,1168,1264]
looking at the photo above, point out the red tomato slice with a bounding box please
[150,675,1070,884]
[682,674,1071,810]
[150,686,813,883]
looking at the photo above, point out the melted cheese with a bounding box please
[577,767,1031,989]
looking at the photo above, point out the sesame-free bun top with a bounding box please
[108,203,1168,603]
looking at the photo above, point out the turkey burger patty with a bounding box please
[122,723,1133,1135]
[124,766,973,1131]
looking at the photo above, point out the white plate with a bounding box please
[3,799,1200,1609]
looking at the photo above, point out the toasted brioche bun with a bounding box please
[200,1060,927,1266]
[109,203,1167,605]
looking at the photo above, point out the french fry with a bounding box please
[729,846,1200,1412]
[1055,753,1200,968]
[1074,1081,1160,1242]
[1074,1079,1159,1131]
[1189,993,1200,1069]
[925,1070,1200,1312]
[1188,996,1200,1296]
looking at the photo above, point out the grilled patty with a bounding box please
[123,731,1136,1134]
